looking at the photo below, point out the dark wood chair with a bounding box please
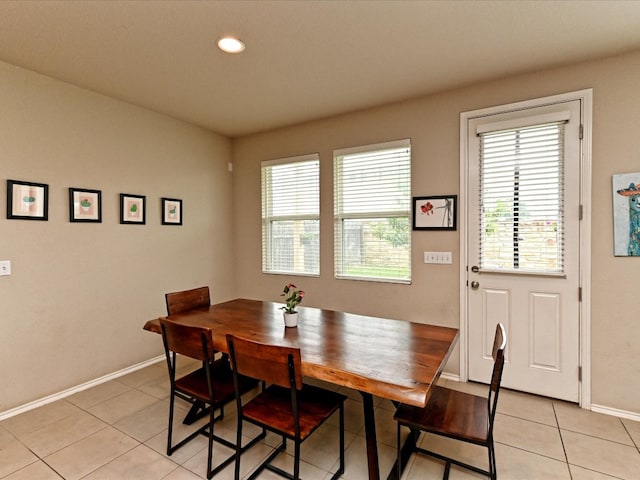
[165,286,222,422]
[393,323,507,480]
[165,286,211,315]
[226,334,347,480]
[160,319,264,479]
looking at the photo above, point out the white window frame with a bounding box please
[334,139,412,284]
[262,153,320,276]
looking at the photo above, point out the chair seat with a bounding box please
[394,385,489,445]
[243,384,347,440]
[176,358,258,406]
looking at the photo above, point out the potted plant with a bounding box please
[280,283,304,327]
[22,195,36,211]
[80,198,92,212]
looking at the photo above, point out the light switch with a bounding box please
[0,260,11,276]
[423,252,452,264]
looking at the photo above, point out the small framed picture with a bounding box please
[612,172,640,256]
[7,179,49,221]
[120,193,146,224]
[162,198,182,225]
[69,188,102,223]
[413,195,457,230]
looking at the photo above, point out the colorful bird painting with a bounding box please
[617,182,640,256]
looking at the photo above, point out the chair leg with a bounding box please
[338,403,345,475]
[293,439,301,480]
[234,416,243,480]
[206,403,215,479]
[167,387,176,455]
[443,461,451,480]
[488,437,497,480]
[397,423,402,480]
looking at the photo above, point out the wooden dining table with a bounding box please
[143,298,458,480]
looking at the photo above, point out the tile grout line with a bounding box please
[553,401,632,480]
[620,420,640,454]
[552,401,574,480]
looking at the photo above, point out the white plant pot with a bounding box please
[283,312,299,328]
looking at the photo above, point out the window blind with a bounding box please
[334,140,411,283]
[478,122,566,274]
[262,154,320,275]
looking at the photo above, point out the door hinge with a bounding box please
[578,286,582,302]
[578,366,582,382]
[579,124,584,140]
[579,204,583,221]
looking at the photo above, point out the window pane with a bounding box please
[338,218,410,280]
[268,220,319,274]
[269,161,319,216]
[479,123,564,273]
[339,148,411,214]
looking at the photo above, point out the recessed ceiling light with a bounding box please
[217,36,245,54]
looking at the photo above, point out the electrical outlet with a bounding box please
[0,260,11,276]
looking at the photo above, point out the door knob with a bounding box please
[470,281,480,289]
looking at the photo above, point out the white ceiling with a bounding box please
[1,0,640,138]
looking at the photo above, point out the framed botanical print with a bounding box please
[161,197,182,225]
[7,179,49,221]
[120,193,146,224]
[69,188,102,222]
[413,195,457,230]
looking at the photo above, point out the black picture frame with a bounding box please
[161,197,182,225]
[120,193,146,225]
[69,187,102,223]
[412,195,457,230]
[6,179,49,221]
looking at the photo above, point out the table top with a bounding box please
[144,298,459,407]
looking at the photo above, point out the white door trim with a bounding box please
[459,89,592,408]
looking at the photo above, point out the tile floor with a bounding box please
[1,359,639,480]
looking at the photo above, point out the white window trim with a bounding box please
[334,138,412,284]
[261,153,320,276]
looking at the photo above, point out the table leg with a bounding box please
[360,392,380,480]
[182,400,209,424]
[387,427,418,480]
[358,395,419,480]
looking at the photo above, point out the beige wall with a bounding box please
[2,48,638,416]
[0,61,235,412]
[232,49,640,414]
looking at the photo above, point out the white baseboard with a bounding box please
[440,372,461,382]
[591,404,640,422]
[0,355,164,422]
[441,375,639,421]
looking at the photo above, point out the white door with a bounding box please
[466,99,582,402]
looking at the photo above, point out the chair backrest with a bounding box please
[165,286,210,316]
[160,318,216,364]
[226,334,303,390]
[487,323,507,429]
